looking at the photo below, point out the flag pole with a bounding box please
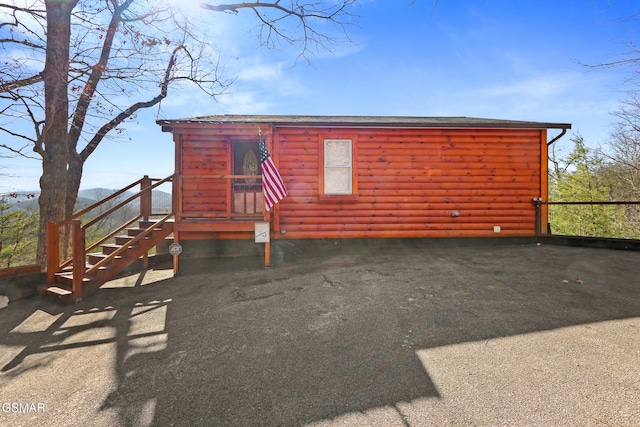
[259,126,271,268]
[257,124,286,267]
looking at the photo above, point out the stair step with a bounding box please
[127,229,157,238]
[127,227,156,237]
[49,286,73,296]
[37,284,80,303]
[115,235,134,245]
[139,218,174,228]
[88,252,125,266]
[62,262,105,272]
[55,271,92,283]
[37,284,72,296]
[101,243,121,255]
[127,225,167,237]
[100,243,140,255]
[139,220,159,229]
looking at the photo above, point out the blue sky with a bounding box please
[2,0,639,192]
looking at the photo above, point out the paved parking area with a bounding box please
[0,241,639,426]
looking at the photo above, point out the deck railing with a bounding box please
[177,174,264,221]
[533,198,640,239]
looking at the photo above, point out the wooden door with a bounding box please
[232,141,263,214]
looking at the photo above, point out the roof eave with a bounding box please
[156,115,571,131]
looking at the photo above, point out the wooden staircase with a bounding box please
[39,175,175,303]
[39,218,173,302]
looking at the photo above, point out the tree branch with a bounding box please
[68,0,134,153]
[0,141,39,160]
[199,1,356,60]
[79,45,185,162]
[0,37,46,50]
[0,4,45,15]
[0,73,44,93]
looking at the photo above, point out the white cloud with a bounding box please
[157,87,211,110]
[214,91,276,114]
[472,73,578,99]
[238,62,284,82]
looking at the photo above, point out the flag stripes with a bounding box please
[259,138,287,211]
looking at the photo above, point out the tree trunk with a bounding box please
[61,154,84,259]
[36,0,79,268]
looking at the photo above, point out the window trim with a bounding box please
[318,134,358,201]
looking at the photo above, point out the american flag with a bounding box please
[259,137,287,211]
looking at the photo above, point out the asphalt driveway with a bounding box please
[1,240,639,426]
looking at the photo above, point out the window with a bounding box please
[324,139,353,195]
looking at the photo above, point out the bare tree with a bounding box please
[599,96,640,198]
[578,6,640,84]
[0,0,357,267]
[200,1,357,62]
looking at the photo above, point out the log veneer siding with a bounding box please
[169,122,548,241]
[276,127,543,239]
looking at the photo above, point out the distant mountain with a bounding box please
[3,188,172,214]
[78,188,118,200]
[1,191,40,211]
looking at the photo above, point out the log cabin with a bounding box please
[157,115,571,267]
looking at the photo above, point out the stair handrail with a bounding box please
[59,214,142,270]
[85,212,174,277]
[83,175,174,229]
[58,178,145,228]
[85,215,142,255]
[47,174,174,283]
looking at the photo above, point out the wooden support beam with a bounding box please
[173,231,180,275]
[263,196,270,268]
[47,222,59,284]
[71,219,85,303]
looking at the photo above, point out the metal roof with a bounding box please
[157,114,571,130]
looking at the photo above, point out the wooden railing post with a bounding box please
[72,219,85,302]
[173,174,180,219]
[140,175,152,221]
[47,222,60,284]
